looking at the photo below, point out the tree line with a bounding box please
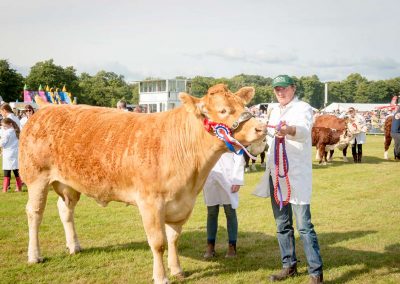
[1,59,399,109]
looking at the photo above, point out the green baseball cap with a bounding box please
[272,75,294,88]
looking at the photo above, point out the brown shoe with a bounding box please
[269,265,297,282]
[203,243,215,259]
[309,273,323,284]
[225,243,236,258]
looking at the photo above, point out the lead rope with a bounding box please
[273,122,291,210]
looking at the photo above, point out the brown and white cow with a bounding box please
[19,84,267,284]
[313,114,351,162]
[312,126,352,165]
[384,116,393,159]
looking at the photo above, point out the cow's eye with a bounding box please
[220,109,227,114]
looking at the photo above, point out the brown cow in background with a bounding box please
[313,114,351,162]
[19,84,267,284]
[312,126,352,165]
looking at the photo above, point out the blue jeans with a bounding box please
[269,176,323,276]
[207,204,238,245]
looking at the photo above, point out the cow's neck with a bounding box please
[169,108,228,194]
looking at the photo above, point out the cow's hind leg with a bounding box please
[138,200,168,284]
[26,178,50,263]
[384,136,392,160]
[53,182,82,254]
[166,223,184,278]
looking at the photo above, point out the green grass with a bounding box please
[1,135,399,283]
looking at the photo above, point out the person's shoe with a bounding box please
[203,243,215,259]
[261,162,266,168]
[357,153,362,163]
[251,164,257,171]
[225,243,236,258]
[269,265,297,282]
[309,273,323,284]
[244,166,250,173]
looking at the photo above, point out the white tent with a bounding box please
[322,102,389,112]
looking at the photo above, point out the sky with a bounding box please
[1,0,399,82]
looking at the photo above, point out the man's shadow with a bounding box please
[178,229,400,283]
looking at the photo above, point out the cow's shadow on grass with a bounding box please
[177,229,399,283]
[62,229,399,283]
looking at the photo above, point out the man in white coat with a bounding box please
[261,75,323,283]
[203,152,245,259]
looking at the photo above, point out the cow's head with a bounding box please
[336,128,353,150]
[180,84,266,146]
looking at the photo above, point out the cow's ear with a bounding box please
[179,92,202,116]
[235,87,255,105]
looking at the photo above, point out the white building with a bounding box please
[139,79,191,113]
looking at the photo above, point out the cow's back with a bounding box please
[19,104,191,201]
[314,114,346,130]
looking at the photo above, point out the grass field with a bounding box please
[0,135,399,283]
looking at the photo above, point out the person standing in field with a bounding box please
[1,118,22,192]
[203,152,245,259]
[347,107,367,163]
[257,75,323,283]
[20,105,35,129]
[390,105,400,160]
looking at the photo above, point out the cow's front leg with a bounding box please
[166,222,184,278]
[138,200,168,284]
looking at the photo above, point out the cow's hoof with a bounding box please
[172,271,186,280]
[67,245,82,255]
[28,257,44,264]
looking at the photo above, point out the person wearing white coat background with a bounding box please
[347,107,367,163]
[1,118,22,192]
[257,75,323,283]
[203,152,245,259]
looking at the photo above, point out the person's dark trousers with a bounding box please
[269,176,323,277]
[351,140,362,163]
[206,204,238,245]
[392,133,400,159]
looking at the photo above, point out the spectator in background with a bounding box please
[1,118,22,192]
[20,105,35,129]
[0,103,21,129]
[134,106,142,113]
[117,100,129,111]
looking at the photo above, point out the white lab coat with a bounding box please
[0,113,21,138]
[254,97,313,205]
[349,114,367,144]
[0,128,19,170]
[203,153,245,209]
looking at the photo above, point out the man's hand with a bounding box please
[276,122,296,137]
[231,185,240,193]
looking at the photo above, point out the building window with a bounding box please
[149,104,157,113]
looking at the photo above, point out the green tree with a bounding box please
[298,75,324,108]
[0,59,24,102]
[191,76,216,98]
[341,73,368,103]
[25,59,79,95]
[78,71,132,107]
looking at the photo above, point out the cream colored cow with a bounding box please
[19,84,267,284]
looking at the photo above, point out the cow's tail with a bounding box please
[34,95,50,108]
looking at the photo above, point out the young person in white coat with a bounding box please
[203,152,245,259]
[347,107,367,163]
[257,75,323,283]
[1,118,22,192]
